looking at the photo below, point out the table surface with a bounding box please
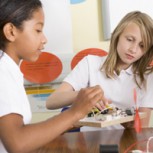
[37,128,153,153]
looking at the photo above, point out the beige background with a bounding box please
[70,0,110,52]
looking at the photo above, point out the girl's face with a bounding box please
[6,8,47,64]
[117,22,145,70]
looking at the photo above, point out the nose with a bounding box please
[129,43,138,53]
[42,33,47,45]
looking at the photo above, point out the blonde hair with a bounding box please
[102,11,153,88]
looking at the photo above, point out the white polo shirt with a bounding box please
[0,51,32,153]
[64,55,153,131]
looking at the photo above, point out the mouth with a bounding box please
[37,48,44,53]
[125,53,134,60]
[37,49,41,53]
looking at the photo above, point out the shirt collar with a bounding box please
[121,65,133,75]
[100,63,133,76]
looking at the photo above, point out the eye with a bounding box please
[126,37,133,42]
[36,29,42,33]
[139,43,144,49]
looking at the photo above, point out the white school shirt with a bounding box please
[0,51,32,153]
[64,55,153,131]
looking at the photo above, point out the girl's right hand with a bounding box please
[70,85,107,120]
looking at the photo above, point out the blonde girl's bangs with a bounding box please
[135,20,151,53]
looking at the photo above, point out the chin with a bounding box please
[123,59,133,65]
[32,56,39,62]
[33,52,41,61]
[27,56,39,62]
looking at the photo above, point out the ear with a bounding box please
[3,23,17,42]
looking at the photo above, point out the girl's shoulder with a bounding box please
[85,54,107,66]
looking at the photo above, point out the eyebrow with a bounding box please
[36,22,44,26]
[126,34,139,40]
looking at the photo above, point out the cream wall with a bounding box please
[70,0,110,52]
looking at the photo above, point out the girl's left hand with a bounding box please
[95,99,111,111]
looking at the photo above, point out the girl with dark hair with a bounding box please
[0,0,104,152]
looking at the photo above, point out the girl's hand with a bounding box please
[94,99,111,111]
[70,85,105,120]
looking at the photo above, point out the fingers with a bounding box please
[82,85,104,105]
[71,85,108,120]
[87,85,108,110]
[95,101,105,110]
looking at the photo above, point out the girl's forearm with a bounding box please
[46,91,78,109]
